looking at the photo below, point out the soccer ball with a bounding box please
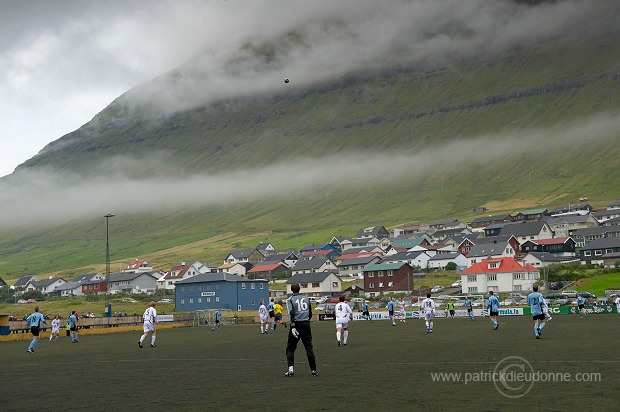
[284,78,289,83]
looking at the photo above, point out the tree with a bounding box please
[445,262,457,271]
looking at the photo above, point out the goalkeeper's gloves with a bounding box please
[291,327,299,338]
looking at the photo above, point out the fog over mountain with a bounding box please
[1,0,618,229]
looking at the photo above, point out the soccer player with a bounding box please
[69,310,79,343]
[259,299,269,334]
[212,308,222,331]
[465,296,474,320]
[26,306,46,353]
[487,291,500,330]
[447,300,455,319]
[542,296,552,321]
[615,294,620,316]
[335,295,353,346]
[49,314,60,342]
[421,293,435,333]
[397,297,406,323]
[527,285,546,339]
[139,301,158,348]
[273,300,284,331]
[361,301,372,321]
[577,293,586,318]
[267,298,275,330]
[285,282,318,377]
[387,297,396,326]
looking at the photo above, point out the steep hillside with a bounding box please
[0,27,619,281]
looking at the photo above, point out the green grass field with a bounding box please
[2,314,619,411]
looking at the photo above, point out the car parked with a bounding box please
[451,280,462,288]
[430,285,445,294]
[157,298,174,304]
[122,297,138,303]
[554,298,571,306]
[315,303,336,313]
[545,293,567,300]
[548,281,563,290]
[595,297,609,305]
[562,290,578,298]
[580,291,597,299]
[349,297,369,303]
[506,293,526,300]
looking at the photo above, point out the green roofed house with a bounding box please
[362,262,414,297]
[512,208,549,221]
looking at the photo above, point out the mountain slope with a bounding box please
[0,27,619,281]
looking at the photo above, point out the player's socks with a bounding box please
[343,331,348,344]
[534,325,539,336]
[75,332,78,342]
[336,331,341,342]
[151,336,156,345]
[140,335,145,344]
[539,322,545,330]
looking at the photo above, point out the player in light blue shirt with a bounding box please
[212,308,222,331]
[267,299,275,330]
[465,296,474,320]
[527,285,546,339]
[387,297,396,326]
[26,306,47,353]
[577,293,586,318]
[487,291,500,330]
[69,311,79,343]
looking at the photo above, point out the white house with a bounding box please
[25,278,67,294]
[53,281,84,297]
[285,271,342,296]
[125,259,153,273]
[291,257,336,275]
[461,257,540,294]
[158,261,210,291]
[107,272,159,295]
[466,242,516,265]
[382,250,433,269]
[521,252,562,268]
[217,262,250,277]
[428,252,469,270]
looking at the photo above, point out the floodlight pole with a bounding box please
[104,214,115,311]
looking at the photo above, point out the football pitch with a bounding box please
[2,314,619,411]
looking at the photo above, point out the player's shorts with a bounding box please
[388,310,394,316]
[260,316,268,323]
[578,304,584,310]
[30,326,40,337]
[362,310,370,317]
[490,311,499,316]
[275,314,282,322]
[269,310,274,318]
[449,310,455,315]
[70,326,78,332]
[336,320,349,329]
[143,322,155,333]
[532,314,545,321]
[467,308,473,313]
[52,327,60,334]
[424,312,434,321]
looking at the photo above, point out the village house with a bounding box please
[461,257,540,294]
[470,214,515,231]
[520,237,577,259]
[223,248,264,265]
[25,278,67,294]
[337,255,381,278]
[362,262,416,297]
[107,271,159,295]
[428,252,468,270]
[290,257,336,275]
[247,261,291,281]
[521,252,562,268]
[466,241,516,265]
[579,237,620,266]
[545,214,599,237]
[158,261,209,291]
[285,270,342,296]
[175,272,268,311]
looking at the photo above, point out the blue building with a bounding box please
[174,272,268,311]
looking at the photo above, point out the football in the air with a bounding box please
[284,78,289,83]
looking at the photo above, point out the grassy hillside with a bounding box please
[1,29,619,282]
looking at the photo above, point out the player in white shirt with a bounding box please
[614,295,620,317]
[542,297,552,321]
[335,295,353,346]
[138,301,158,348]
[49,314,60,342]
[421,293,436,333]
[258,299,269,334]
[397,297,406,323]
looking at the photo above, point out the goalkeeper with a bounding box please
[284,282,318,377]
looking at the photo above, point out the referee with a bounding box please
[284,282,318,377]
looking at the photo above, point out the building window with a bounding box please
[181,298,185,304]
[312,283,319,288]
[379,282,384,288]
[514,285,522,291]
[252,299,255,305]
[301,283,308,288]
[206,284,211,290]
[487,274,497,281]
[189,286,193,292]
[388,282,393,287]
[189,298,194,304]
[242,283,246,289]
[198,298,202,303]
[467,275,477,282]
[207,297,211,303]
[584,251,591,256]
[513,273,523,280]
[468,287,478,293]
[180,286,185,293]
[488,262,498,269]
[368,273,374,277]
[198,285,202,291]
[216,284,219,290]
[595,250,602,256]
[388,271,393,276]
[489,286,498,292]
[251,283,255,290]
[260,283,264,289]
[216,297,220,302]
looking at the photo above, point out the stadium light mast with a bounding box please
[104,214,115,314]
